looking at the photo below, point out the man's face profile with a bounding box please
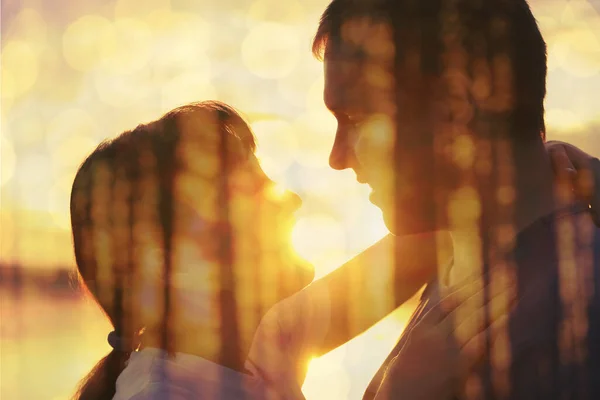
[323,18,447,236]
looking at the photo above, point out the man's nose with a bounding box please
[329,128,356,171]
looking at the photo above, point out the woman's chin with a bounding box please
[290,258,315,291]
[279,258,315,301]
[299,260,316,287]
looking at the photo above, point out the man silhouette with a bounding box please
[308,0,600,398]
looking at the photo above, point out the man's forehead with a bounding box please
[322,17,396,108]
[324,48,396,114]
[323,47,366,111]
[324,17,395,60]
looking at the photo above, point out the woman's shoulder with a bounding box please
[113,348,297,400]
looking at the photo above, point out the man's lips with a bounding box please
[355,173,379,201]
[356,174,368,184]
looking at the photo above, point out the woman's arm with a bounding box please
[248,231,450,387]
[308,231,451,356]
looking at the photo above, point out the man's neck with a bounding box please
[449,138,559,284]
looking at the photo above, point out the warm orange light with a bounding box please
[2,1,600,400]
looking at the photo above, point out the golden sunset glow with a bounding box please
[2,0,600,399]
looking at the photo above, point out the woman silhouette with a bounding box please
[70,101,313,400]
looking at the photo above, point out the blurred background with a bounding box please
[1,0,599,398]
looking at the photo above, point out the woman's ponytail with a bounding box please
[72,348,130,400]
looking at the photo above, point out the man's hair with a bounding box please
[313,0,547,140]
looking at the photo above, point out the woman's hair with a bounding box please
[70,101,256,400]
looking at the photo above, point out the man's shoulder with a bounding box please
[495,207,600,399]
[512,205,600,289]
[510,207,600,326]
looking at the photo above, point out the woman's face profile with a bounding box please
[227,153,315,300]
[174,129,314,307]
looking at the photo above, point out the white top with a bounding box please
[113,348,295,400]
[113,283,331,400]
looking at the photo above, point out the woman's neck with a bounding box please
[140,307,266,373]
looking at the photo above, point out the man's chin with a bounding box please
[382,206,439,236]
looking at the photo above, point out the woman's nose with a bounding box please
[284,190,302,212]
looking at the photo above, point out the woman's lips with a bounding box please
[369,188,377,204]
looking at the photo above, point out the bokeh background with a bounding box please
[1,0,599,398]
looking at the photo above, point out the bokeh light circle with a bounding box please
[46,108,101,165]
[546,108,586,132]
[4,104,46,146]
[100,18,153,75]
[94,68,154,108]
[114,0,171,20]
[291,110,338,168]
[277,63,323,108]
[242,23,301,80]
[251,119,299,183]
[552,31,600,78]
[8,8,48,45]
[21,154,55,186]
[145,11,211,61]
[247,0,306,24]
[62,15,116,72]
[2,40,39,97]
[161,73,217,112]
[292,214,347,277]
[550,4,600,78]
